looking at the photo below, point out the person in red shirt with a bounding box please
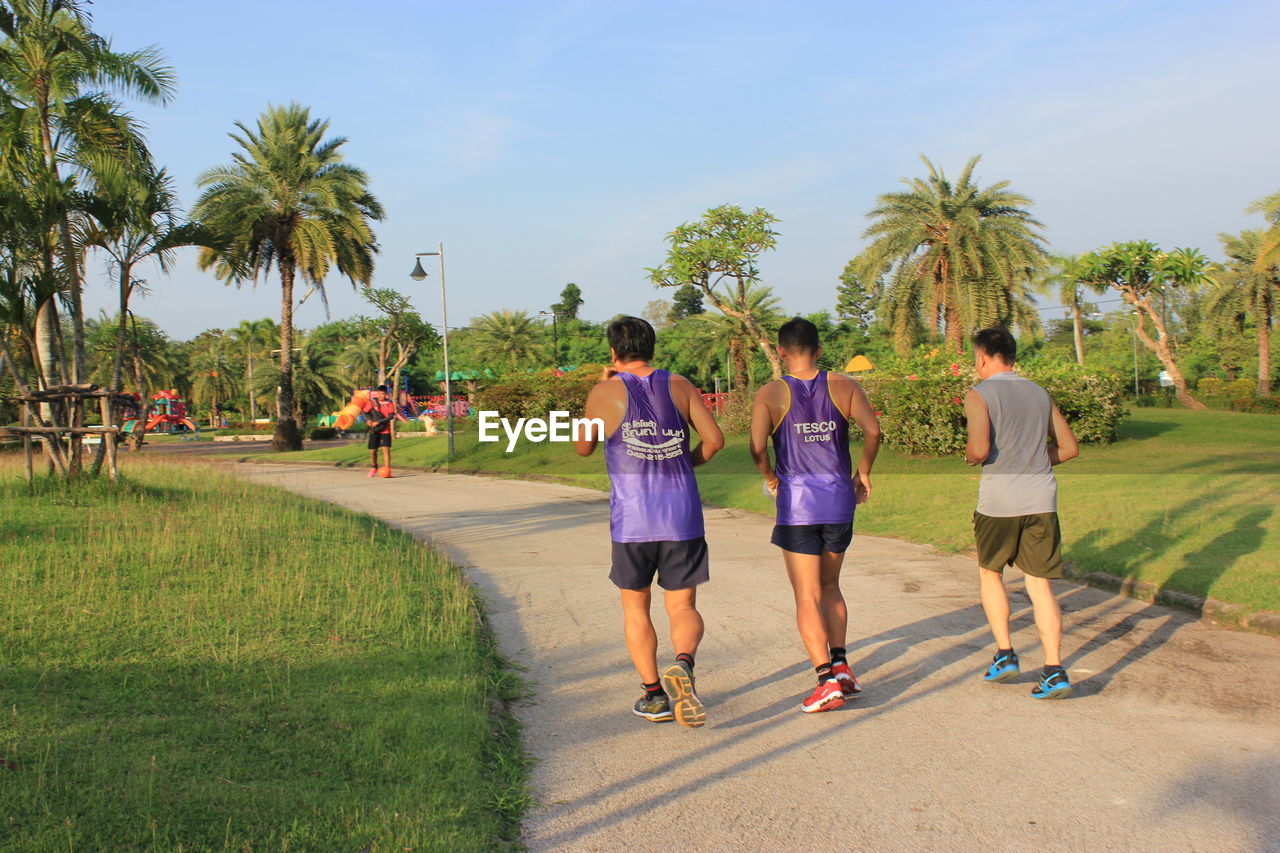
[367,385,405,477]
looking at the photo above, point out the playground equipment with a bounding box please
[121,390,198,434]
[333,389,373,430]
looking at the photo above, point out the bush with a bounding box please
[1228,395,1280,414]
[714,392,754,435]
[855,352,1125,456]
[1226,378,1256,398]
[309,427,338,440]
[471,365,604,420]
[1198,377,1224,397]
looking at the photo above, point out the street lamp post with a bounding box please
[539,310,562,369]
[410,243,454,461]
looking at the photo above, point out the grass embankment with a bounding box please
[272,409,1280,613]
[0,458,528,851]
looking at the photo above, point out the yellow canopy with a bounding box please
[844,355,874,373]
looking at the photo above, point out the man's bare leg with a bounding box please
[619,587,659,684]
[660,585,706,727]
[1022,575,1063,666]
[782,549,831,667]
[979,567,1013,650]
[663,586,703,658]
[818,550,847,648]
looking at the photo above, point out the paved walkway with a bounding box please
[236,463,1280,853]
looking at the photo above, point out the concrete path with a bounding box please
[236,463,1280,853]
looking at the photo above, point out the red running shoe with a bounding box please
[801,679,845,713]
[831,661,863,697]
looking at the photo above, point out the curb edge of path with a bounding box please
[230,453,1280,640]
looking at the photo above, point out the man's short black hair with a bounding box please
[607,316,655,362]
[376,384,389,394]
[778,317,820,354]
[972,326,1016,364]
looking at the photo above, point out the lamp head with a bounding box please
[409,258,428,281]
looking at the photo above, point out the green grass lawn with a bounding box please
[270,409,1280,613]
[0,457,528,851]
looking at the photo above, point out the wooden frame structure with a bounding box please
[2,382,131,483]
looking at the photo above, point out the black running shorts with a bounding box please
[367,431,392,449]
[973,511,1063,579]
[610,538,709,591]
[771,522,854,556]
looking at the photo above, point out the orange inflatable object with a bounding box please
[332,389,375,430]
[378,466,392,478]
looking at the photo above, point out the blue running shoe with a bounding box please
[1031,669,1073,700]
[983,651,1020,683]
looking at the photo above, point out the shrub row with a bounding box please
[471,365,604,421]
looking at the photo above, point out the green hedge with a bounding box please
[471,365,603,420]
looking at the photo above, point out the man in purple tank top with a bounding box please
[574,317,724,727]
[749,318,882,713]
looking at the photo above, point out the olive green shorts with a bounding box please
[973,511,1063,579]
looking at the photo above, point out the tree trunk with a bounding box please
[944,301,964,354]
[700,284,782,382]
[1258,290,1272,397]
[275,260,303,451]
[730,338,749,393]
[1127,292,1205,409]
[1071,291,1085,366]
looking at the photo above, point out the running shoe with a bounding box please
[983,650,1020,683]
[831,661,863,697]
[367,467,377,478]
[632,693,674,722]
[1031,669,1073,700]
[660,661,706,728]
[801,679,845,713]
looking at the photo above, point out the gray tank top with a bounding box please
[974,372,1057,517]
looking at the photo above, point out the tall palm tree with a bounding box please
[472,309,544,370]
[252,332,348,427]
[1207,230,1277,395]
[230,318,275,422]
[0,0,174,384]
[1035,254,1107,365]
[192,104,384,450]
[86,166,209,391]
[1249,190,1280,270]
[854,155,1048,353]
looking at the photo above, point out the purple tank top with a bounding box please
[605,370,704,542]
[771,372,855,526]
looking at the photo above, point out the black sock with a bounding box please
[643,681,664,699]
[830,647,847,665]
[1043,665,1065,677]
[676,652,695,672]
[816,662,834,683]
[997,647,1015,659]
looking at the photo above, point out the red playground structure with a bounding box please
[121,389,198,434]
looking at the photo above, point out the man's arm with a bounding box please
[673,375,723,467]
[964,389,991,466]
[749,383,780,491]
[843,379,881,503]
[574,381,610,457]
[1047,403,1078,465]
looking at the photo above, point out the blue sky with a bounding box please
[85,0,1280,338]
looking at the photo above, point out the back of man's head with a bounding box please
[972,326,1017,364]
[607,316,656,362]
[778,317,820,354]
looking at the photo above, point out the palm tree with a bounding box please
[1207,230,1277,395]
[1249,190,1280,270]
[192,104,384,450]
[472,309,544,370]
[1035,254,1107,365]
[0,0,174,385]
[854,155,1048,354]
[230,318,275,422]
[86,166,210,392]
[681,285,783,391]
[252,332,349,427]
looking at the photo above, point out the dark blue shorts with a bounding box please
[610,538,709,591]
[771,522,853,556]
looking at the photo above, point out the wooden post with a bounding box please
[99,393,119,481]
[21,405,33,486]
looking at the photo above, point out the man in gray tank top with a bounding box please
[964,327,1079,700]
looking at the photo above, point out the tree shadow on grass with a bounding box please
[1066,502,1272,696]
